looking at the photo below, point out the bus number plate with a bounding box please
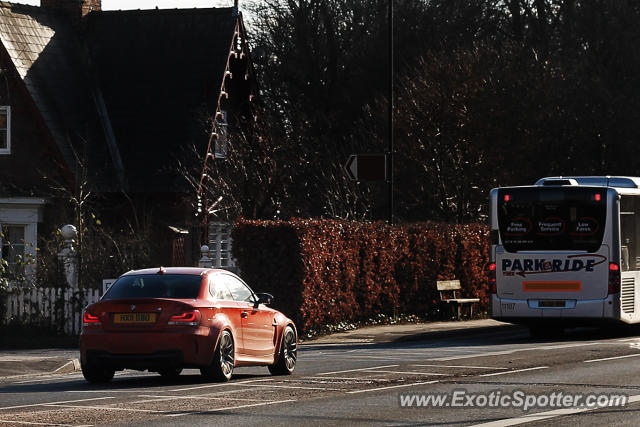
[539,300,565,308]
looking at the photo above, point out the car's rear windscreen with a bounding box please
[103,274,202,299]
[497,187,607,252]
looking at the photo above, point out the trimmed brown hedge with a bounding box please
[231,218,489,333]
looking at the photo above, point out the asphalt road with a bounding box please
[3,324,640,426]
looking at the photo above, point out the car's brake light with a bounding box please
[83,311,101,326]
[168,310,201,326]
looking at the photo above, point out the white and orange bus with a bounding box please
[489,176,640,336]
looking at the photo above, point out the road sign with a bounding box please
[102,279,116,295]
[344,154,387,181]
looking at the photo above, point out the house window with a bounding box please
[0,106,10,154]
[1,224,26,277]
[208,222,235,269]
[214,110,228,159]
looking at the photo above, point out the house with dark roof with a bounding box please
[0,0,256,277]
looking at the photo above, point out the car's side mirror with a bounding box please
[254,292,274,308]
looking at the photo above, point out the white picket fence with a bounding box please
[3,287,102,335]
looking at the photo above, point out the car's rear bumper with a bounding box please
[80,327,215,369]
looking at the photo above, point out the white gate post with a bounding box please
[198,245,213,268]
[58,224,78,289]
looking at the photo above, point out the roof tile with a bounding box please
[0,3,239,192]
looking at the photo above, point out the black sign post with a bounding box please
[387,0,394,225]
[343,0,394,224]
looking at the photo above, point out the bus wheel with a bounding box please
[529,326,563,339]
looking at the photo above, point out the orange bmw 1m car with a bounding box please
[80,267,297,383]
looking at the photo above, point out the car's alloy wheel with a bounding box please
[201,330,234,381]
[268,325,297,375]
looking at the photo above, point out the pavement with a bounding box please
[303,318,513,345]
[0,348,80,379]
[0,318,512,379]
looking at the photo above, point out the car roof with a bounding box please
[120,267,233,277]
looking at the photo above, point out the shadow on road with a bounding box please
[302,321,640,353]
[4,322,640,395]
[0,370,272,395]
[393,322,640,349]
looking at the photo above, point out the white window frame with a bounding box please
[0,106,11,155]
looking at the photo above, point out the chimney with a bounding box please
[41,0,101,25]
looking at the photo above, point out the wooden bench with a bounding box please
[437,280,480,320]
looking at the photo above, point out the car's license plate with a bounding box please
[113,313,157,324]
[539,300,565,308]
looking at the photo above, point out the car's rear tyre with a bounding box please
[268,325,297,376]
[158,367,182,379]
[81,363,115,384]
[201,330,234,382]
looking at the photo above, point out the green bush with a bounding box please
[232,218,489,333]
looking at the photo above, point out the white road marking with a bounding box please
[135,394,276,403]
[52,360,76,374]
[401,347,494,353]
[0,397,114,411]
[303,348,483,358]
[431,342,598,361]
[131,388,257,404]
[399,348,492,353]
[347,380,439,394]
[584,353,640,363]
[316,364,399,375]
[321,355,425,361]
[124,397,184,404]
[165,399,296,417]
[14,374,85,384]
[168,379,269,392]
[471,406,594,426]
[302,342,375,348]
[66,390,144,393]
[469,394,640,426]
[10,371,131,385]
[0,421,87,427]
[304,376,392,382]
[238,383,342,391]
[479,366,549,377]
[189,389,258,397]
[367,370,451,376]
[413,364,509,370]
[42,404,163,413]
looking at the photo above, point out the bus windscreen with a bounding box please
[497,187,606,252]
